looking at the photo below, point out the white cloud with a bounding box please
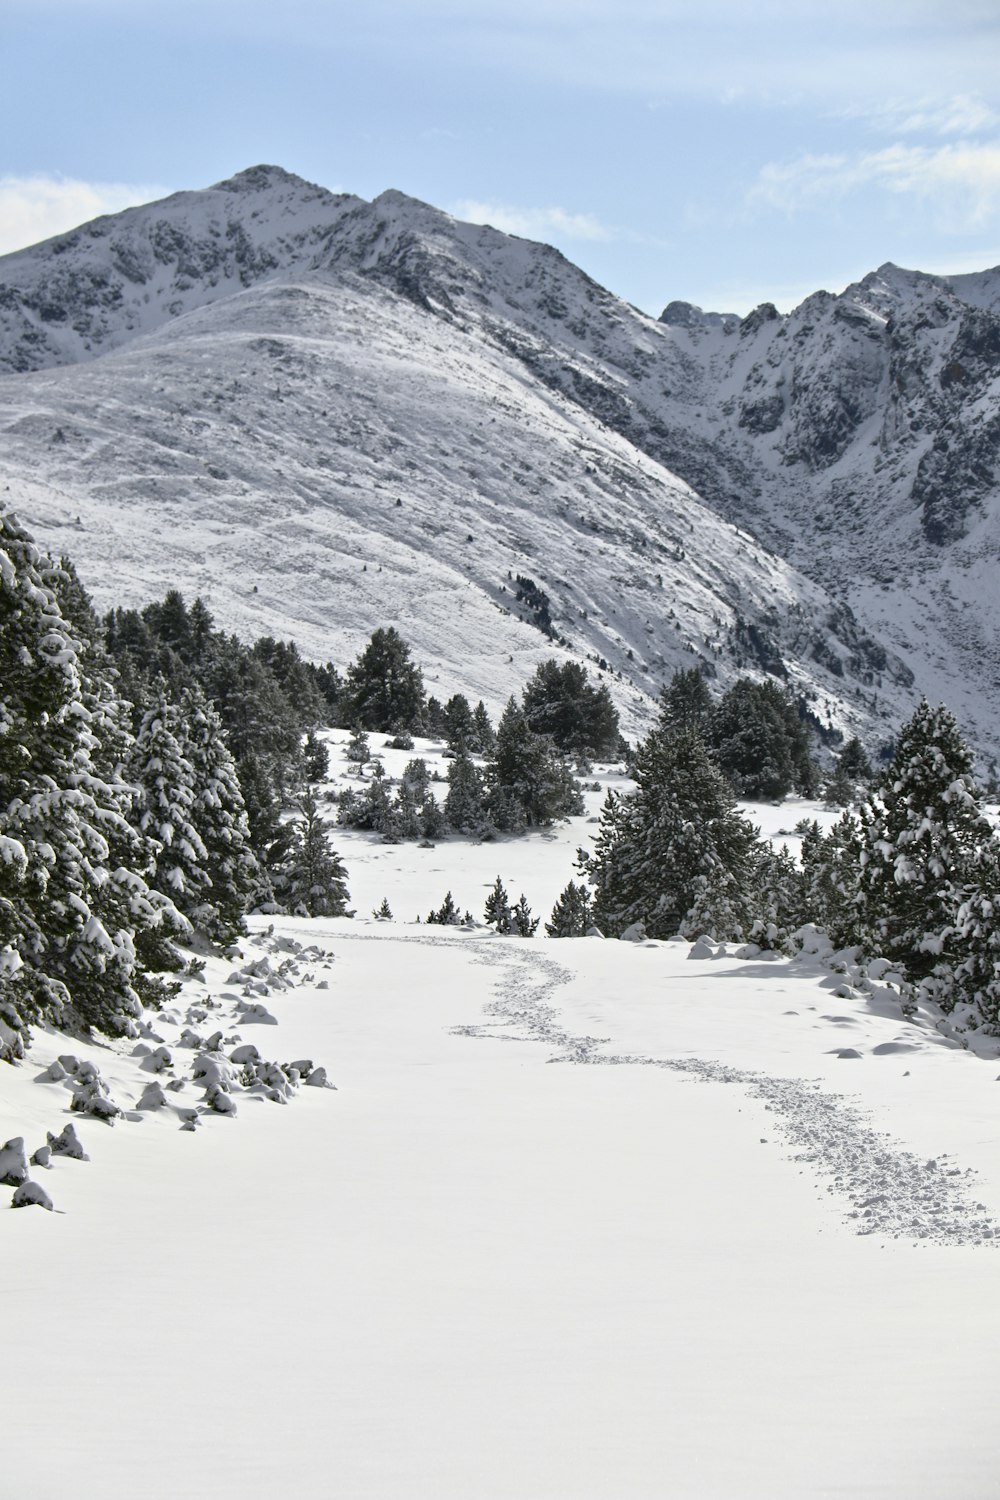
[0,175,165,256]
[747,142,1000,229]
[451,198,615,242]
[842,93,1000,138]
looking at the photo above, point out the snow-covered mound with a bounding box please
[1,167,998,751]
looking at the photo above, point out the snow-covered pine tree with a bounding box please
[486,698,583,831]
[0,513,184,1044]
[743,842,801,951]
[545,880,594,937]
[581,720,759,940]
[521,659,620,758]
[471,701,496,754]
[659,667,713,738]
[854,700,999,980]
[402,758,431,798]
[947,888,1000,1031]
[129,687,213,924]
[346,725,372,764]
[445,749,490,836]
[798,813,862,945]
[511,895,539,937]
[301,728,330,783]
[393,779,422,840]
[443,694,476,752]
[182,687,261,941]
[484,876,512,933]
[279,789,351,917]
[426,891,460,925]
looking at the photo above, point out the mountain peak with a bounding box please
[212,164,323,195]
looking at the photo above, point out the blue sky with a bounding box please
[4,0,1000,314]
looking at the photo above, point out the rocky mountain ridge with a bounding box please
[1,166,997,759]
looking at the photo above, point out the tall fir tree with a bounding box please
[486,698,583,831]
[445,748,490,836]
[342,627,425,732]
[521,659,620,758]
[182,688,261,940]
[545,881,594,937]
[659,668,713,739]
[484,876,513,933]
[128,687,213,924]
[278,790,351,917]
[0,514,183,1044]
[854,700,1000,979]
[580,717,759,940]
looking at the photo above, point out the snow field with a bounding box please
[5,738,1000,1496]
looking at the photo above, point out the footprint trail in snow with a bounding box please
[445,936,1000,1248]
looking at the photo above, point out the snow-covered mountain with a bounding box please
[1,165,996,755]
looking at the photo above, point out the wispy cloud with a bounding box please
[452,198,615,242]
[841,93,1000,138]
[747,142,1000,230]
[0,174,166,256]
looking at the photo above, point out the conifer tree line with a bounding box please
[6,509,1000,1050]
[572,678,1000,1034]
[0,518,619,1050]
[0,514,352,1056]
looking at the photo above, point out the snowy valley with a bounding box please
[5,167,1000,1500]
[5,727,1000,1498]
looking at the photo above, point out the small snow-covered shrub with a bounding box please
[0,1137,29,1187]
[47,1123,88,1160]
[11,1181,53,1211]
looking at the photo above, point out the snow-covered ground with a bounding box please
[5,739,1000,1499]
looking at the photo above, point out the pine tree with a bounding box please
[855,700,999,979]
[824,736,874,808]
[426,890,460,925]
[0,514,183,1042]
[301,729,330,783]
[471,701,496,754]
[445,749,490,836]
[373,897,393,920]
[708,679,816,800]
[129,688,213,922]
[484,876,512,933]
[402,758,431,797]
[521,659,620,758]
[346,725,372,764]
[343,627,425,731]
[581,718,759,940]
[279,790,351,917]
[948,889,1000,1030]
[444,694,476,752]
[659,668,713,738]
[393,779,423,840]
[182,688,260,941]
[486,698,583,830]
[420,792,449,841]
[545,880,594,937]
[511,895,539,937]
[798,813,862,944]
[744,842,801,951]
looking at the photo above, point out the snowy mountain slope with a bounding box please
[0,166,996,751]
[0,165,360,373]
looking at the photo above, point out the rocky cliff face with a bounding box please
[0,168,997,759]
